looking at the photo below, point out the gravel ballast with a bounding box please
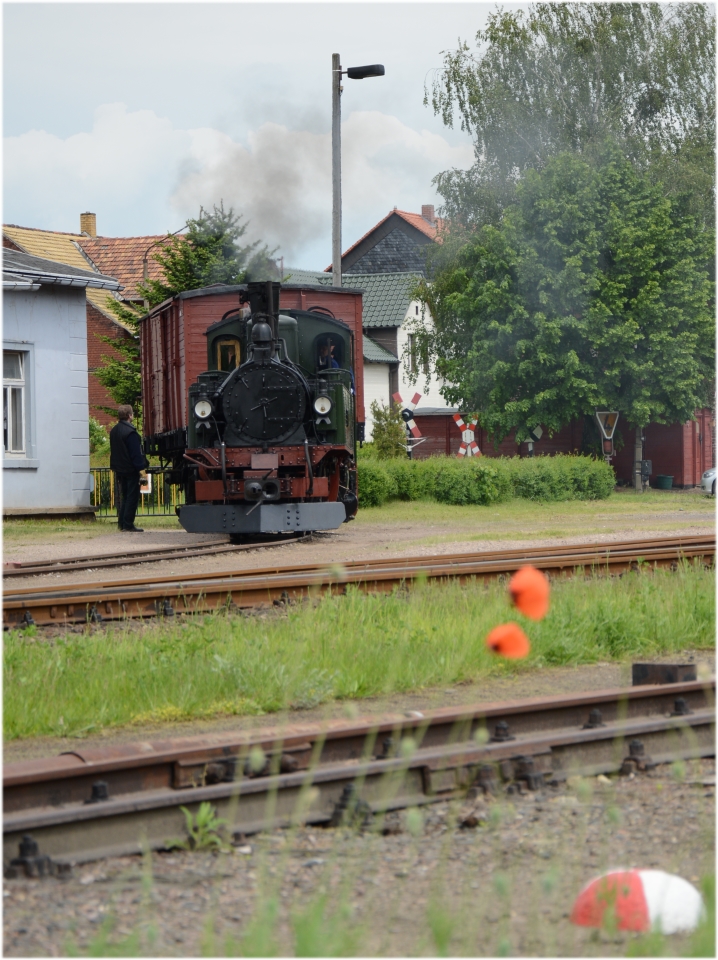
[3,762,714,957]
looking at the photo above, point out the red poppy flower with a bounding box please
[485,622,531,659]
[509,566,550,620]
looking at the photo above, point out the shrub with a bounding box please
[356,454,614,506]
[356,460,397,507]
[89,416,109,454]
[499,454,615,502]
[369,400,407,459]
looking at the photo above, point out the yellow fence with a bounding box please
[90,468,184,517]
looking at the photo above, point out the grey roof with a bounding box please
[2,249,121,290]
[281,268,331,285]
[176,281,363,301]
[346,272,418,328]
[282,269,419,327]
[363,336,398,363]
[344,226,431,274]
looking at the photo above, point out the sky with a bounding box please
[3,1,525,269]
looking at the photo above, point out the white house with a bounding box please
[3,249,120,517]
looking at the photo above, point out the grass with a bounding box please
[3,488,711,550]
[4,563,714,740]
[355,490,714,542]
[3,514,181,546]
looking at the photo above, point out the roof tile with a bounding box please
[3,224,128,324]
[363,336,398,363]
[344,272,417,328]
[325,208,445,271]
[77,235,168,299]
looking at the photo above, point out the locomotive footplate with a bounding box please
[178,501,347,535]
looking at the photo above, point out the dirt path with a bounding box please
[3,498,713,590]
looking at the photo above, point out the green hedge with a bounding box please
[357,454,615,507]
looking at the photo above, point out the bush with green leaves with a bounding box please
[356,459,398,507]
[89,417,109,454]
[368,400,407,459]
[500,455,616,502]
[357,454,614,507]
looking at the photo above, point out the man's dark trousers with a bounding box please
[116,473,141,531]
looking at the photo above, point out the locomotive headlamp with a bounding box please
[314,396,332,416]
[194,399,213,419]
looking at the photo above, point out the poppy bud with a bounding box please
[509,566,550,620]
[485,622,531,659]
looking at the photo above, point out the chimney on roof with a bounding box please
[421,204,435,225]
[80,212,97,237]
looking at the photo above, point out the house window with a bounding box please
[3,351,25,454]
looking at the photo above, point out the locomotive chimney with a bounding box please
[80,212,97,237]
[265,279,278,341]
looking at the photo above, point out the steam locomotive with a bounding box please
[143,281,359,539]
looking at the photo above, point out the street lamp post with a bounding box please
[332,55,385,288]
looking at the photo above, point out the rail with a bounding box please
[3,534,311,578]
[3,534,714,628]
[4,679,714,870]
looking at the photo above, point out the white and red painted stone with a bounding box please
[571,869,705,935]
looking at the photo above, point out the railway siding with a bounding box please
[3,534,714,627]
[4,679,714,869]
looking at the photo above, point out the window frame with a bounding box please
[4,350,25,455]
[3,342,37,468]
[314,334,344,371]
[215,337,241,373]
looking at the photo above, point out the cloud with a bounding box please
[4,103,191,234]
[4,103,473,264]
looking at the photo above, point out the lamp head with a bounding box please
[346,64,385,79]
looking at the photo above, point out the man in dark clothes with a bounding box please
[109,405,149,532]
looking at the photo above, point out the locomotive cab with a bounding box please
[176,281,358,538]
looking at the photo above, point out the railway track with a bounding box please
[3,534,714,627]
[4,678,714,871]
[3,533,310,579]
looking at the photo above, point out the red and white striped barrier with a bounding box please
[571,869,705,934]
[453,414,481,457]
[393,391,423,439]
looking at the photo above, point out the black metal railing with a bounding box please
[91,468,184,517]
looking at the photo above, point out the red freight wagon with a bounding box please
[140,282,364,538]
[140,283,365,439]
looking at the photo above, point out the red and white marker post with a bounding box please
[392,391,424,457]
[453,414,481,457]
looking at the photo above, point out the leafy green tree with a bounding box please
[411,148,714,442]
[94,299,143,418]
[369,400,407,459]
[138,202,277,308]
[428,3,715,229]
